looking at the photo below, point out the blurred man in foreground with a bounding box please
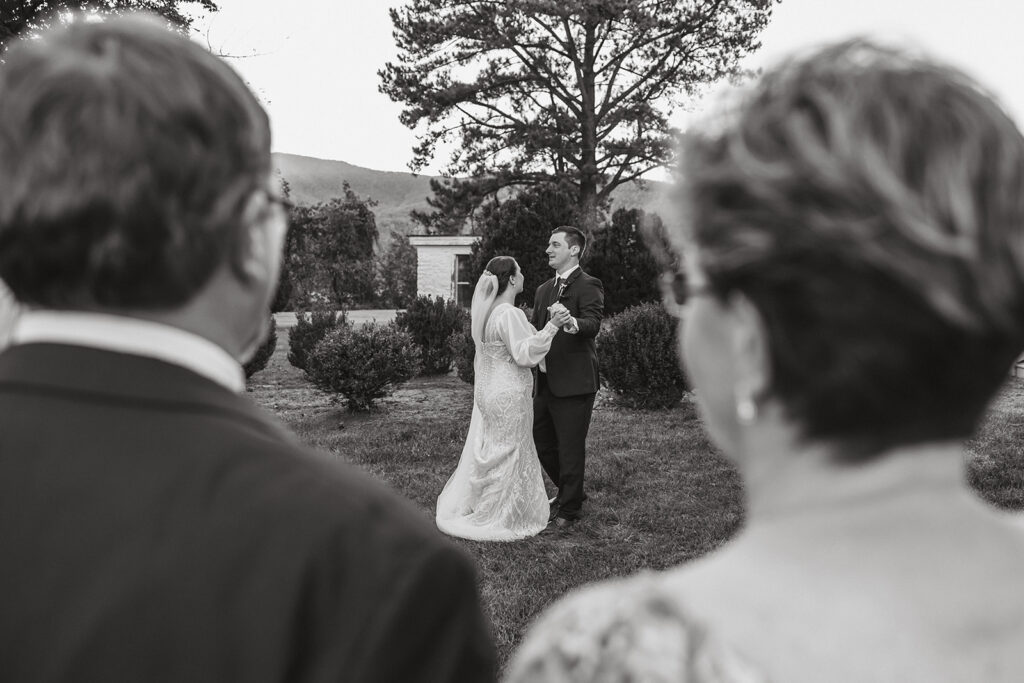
[0,14,496,682]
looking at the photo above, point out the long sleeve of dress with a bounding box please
[497,306,559,368]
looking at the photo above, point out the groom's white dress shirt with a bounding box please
[539,265,581,374]
[10,310,245,393]
[554,264,580,335]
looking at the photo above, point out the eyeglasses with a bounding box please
[659,271,713,318]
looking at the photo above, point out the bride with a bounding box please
[436,256,571,541]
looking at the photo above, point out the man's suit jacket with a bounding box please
[0,343,496,682]
[532,268,605,397]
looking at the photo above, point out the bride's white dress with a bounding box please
[436,303,559,541]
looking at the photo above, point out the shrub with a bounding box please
[243,316,277,379]
[306,322,422,412]
[287,308,346,372]
[447,316,475,384]
[270,263,292,313]
[586,207,662,315]
[597,302,688,409]
[395,296,467,375]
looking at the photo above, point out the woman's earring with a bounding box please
[736,396,757,425]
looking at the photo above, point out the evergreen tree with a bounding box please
[468,185,579,309]
[381,0,777,233]
[285,182,379,309]
[2,1,218,51]
[376,233,418,309]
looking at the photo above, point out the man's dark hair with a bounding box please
[552,226,587,259]
[0,13,271,309]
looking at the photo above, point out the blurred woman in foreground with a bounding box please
[507,40,1024,682]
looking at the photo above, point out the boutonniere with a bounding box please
[556,280,569,300]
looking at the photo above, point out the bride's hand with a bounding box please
[550,307,572,328]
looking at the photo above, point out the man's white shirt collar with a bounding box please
[11,310,245,393]
[556,264,580,280]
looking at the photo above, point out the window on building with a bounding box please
[455,254,473,308]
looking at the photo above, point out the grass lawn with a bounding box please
[967,377,1024,510]
[248,337,1024,668]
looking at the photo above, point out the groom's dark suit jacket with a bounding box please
[0,343,496,682]
[532,268,604,396]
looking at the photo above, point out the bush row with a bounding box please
[446,301,688,408]
[276,298,687,411]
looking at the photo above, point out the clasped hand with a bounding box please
[548,303,572,328]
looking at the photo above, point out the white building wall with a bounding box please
[409,236,480,301]
[0,278,19,350]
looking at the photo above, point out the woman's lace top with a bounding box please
[505,573,767,683]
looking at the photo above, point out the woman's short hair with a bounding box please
[0,13,272,309]
[485,256,518,295]
[674,40,1024,459]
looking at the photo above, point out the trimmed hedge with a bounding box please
[287,308,346,373]
[306,321,421,412]
[597,302,688,408]
[395,296,467,375]
[447,316,475,384]
[243,316,277,379]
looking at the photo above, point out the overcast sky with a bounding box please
[190,0,1024,175]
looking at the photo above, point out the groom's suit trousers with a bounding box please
[534,371,595,519]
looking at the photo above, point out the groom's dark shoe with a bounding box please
[553,516,576,530]
[541,517,574,535]
[541,516,576,534]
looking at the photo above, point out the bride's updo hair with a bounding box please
[484,256,518,294]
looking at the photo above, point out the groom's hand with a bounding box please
[548,305,571,329]
[548,304,578,334]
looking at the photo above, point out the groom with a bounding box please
[532,226,605,530]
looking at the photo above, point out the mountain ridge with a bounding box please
[271,152,672,244]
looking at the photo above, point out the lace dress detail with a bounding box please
[436,304,557,541]
[505,573,767,683]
